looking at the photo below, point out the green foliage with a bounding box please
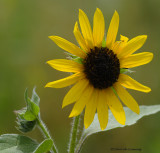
[73,57,84,64]
[24,88,40,121]
[69,53,84,64]
[16,116,36,133]
[15,108,36,133]
[23,110,37,121]
[84,105,160,136]
[0,134,38,153]
[75,105,160,152]
[120,68,129,73]
[31,87,40,106]
[12,88,57,153]
[23,88,40,121]
[2,87,160,153]
[33,139,53,153]
[23,99,40,121]
[15,88,40,133]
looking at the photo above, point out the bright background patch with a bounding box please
[0,0,159,153]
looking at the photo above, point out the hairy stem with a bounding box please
[68,115,81,153]
[74,133,86,153]
[37,116,58,153]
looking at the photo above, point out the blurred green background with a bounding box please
[0,0,160,153]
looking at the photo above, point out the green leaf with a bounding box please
[76,105,160,152]
[31,87,40,106]
[24,100,40,121]
[0,134,38,153]
[23,110,37,121]
[33,139,53,153]
[73,57,84,64]
[85,105,160,135]
[15,88,40,133]
[28,99,40,117]
[120,68,128,73]
[23,88,40,121]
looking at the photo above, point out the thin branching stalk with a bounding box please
[37,116,58,153]
[68,115,81,153]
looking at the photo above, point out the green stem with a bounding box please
[74,133,86,153]
[37,116,58,153]
[68,115,81,153]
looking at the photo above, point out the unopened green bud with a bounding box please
[14,88,40,133]
[15,109,37,133]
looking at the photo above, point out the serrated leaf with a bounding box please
[31,87,40,106]
[0,134,38,153]
[33,139,53,153]
[76,105,160,152]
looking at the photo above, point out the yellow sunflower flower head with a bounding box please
[45,8,153,130]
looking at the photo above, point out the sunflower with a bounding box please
[45,8,153,130]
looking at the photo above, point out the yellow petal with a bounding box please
[84,89,98,128]
[47,59,83,73]
[105,88,126,125]
[106,11,119,49]
[62,79,89,108]
[112,35,129,54]
[45,73,84,88]
[73,22,89,52]
[118,35,147,59]
[79,9,94,49]
[120,52,153,68]
[69,84,93,117]
[111,41,121,54]
[113,83,140,114]
[120,35,129,42]
[49,36,86,59]
[118,74,151,93]
[93,8,105,47]
[97,90,108,130]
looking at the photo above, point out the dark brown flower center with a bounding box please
[83,47,120,89]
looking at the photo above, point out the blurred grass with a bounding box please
[0,0,160,153]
